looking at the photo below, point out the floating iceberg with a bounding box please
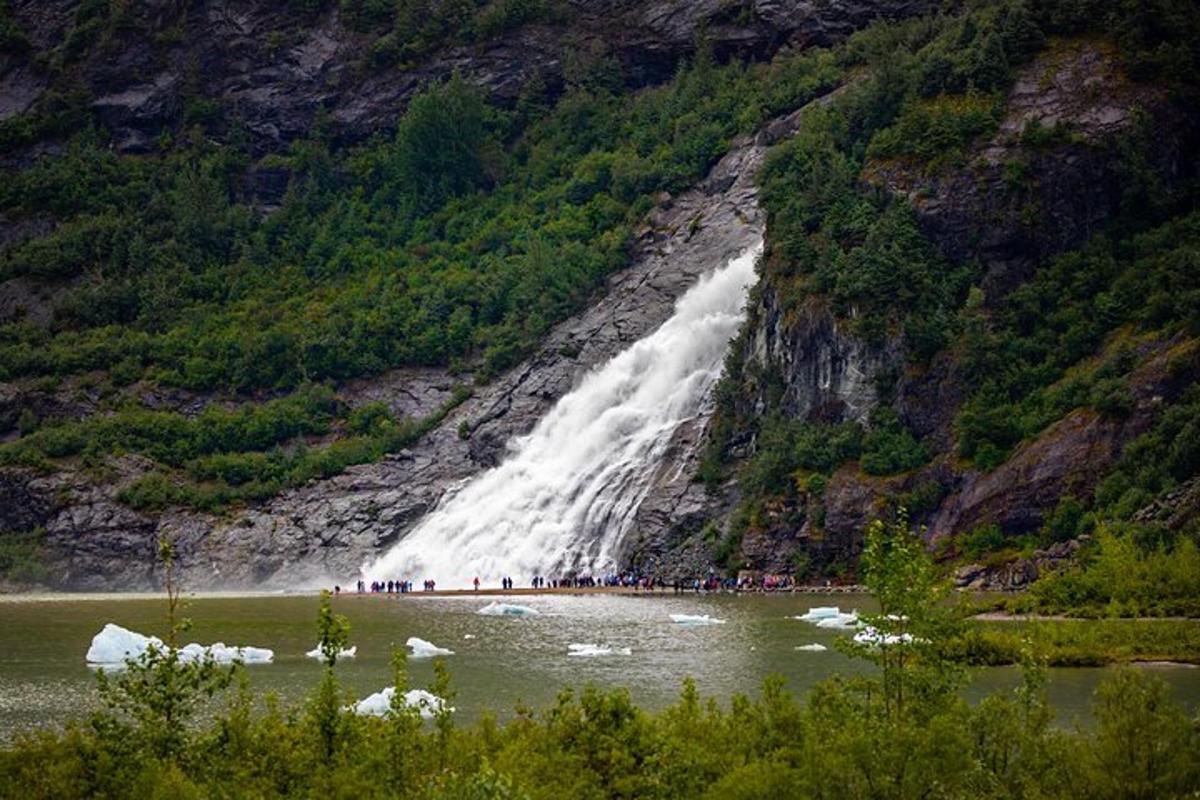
[567,643,632,657]
[815,612,859,629]
[85,623,273,666]
[351,687,452,718]
[853,627,915,647]
[407,636,454,658]
[305,645,358,660]
[795,607,859,629]
[180,642,274,664]
[669,613,726,625]
[795,643,828,652]
[477,602,540,617]
[794,607,841,622]
[86,623,163,664]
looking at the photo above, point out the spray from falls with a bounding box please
[364,241,762,587]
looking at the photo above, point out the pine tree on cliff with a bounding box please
[971,31,1010,92]
[1001,1,1045,62]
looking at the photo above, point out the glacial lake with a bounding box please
[2,591,1198,740]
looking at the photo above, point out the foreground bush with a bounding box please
[3,666,1197,799]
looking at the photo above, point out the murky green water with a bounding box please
[2,591,1198,740]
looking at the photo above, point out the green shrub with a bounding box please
[962,523,1005,560]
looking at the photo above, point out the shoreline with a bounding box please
[0,584,870,603]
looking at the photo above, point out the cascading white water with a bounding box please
[364,241,762,587]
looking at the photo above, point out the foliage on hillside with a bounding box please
[699,0,1200,591]
[0,32,841,509]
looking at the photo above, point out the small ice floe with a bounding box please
[794,606,841,622]
[816,612,859,629]
[305,645,358,660]
[85,623,274,666]
[407,636,454,658]
[567,643,632,657]
[180,642,274,664]
[795,606,859,629]
[477,602,539,617]
[852,626,915,647]
[669,613,726,625]
[795,643,828,652]
[351,687,452,718]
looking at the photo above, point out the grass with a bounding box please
[950,619,1200,667]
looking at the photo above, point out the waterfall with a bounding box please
[364,241,762,587]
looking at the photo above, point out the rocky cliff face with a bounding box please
[2,0,932,158]
[645,39,1199,578]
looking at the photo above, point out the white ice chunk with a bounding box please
[853,626,915,647]
[477,602,540,617]
[85,623,163,664]
[567,643,632,657]
[179,642,274,664]
[85,623,273,665]
[794,606,841,621]
[305,645,357,660]
[351,687,452,718]
[669,613,726,625]
[795,606,859,629]
[795,643,828,652]
[407,636,454,658]
[815,612,859,629]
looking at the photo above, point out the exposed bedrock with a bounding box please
[3,0,934,158]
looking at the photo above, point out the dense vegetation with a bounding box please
[696,0,1200,596]
[0,22,845,510]
[0,52,841,393]
[3,521,1199,799]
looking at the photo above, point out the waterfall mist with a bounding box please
[364,241,762,587]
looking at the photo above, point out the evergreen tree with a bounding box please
[970,31,1010,91]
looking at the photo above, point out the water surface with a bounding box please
[2,591,1197,739]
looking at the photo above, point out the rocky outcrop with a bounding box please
[3,0,935,158]
[869,39,1189,299]
[953,537,1087,592]
[1132,477,1200,532]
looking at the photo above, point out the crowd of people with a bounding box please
[349,571,807,595]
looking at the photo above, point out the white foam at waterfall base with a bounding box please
[365,242,762,587]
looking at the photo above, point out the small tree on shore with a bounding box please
[94,537,235,760]
[840,509,966,720]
